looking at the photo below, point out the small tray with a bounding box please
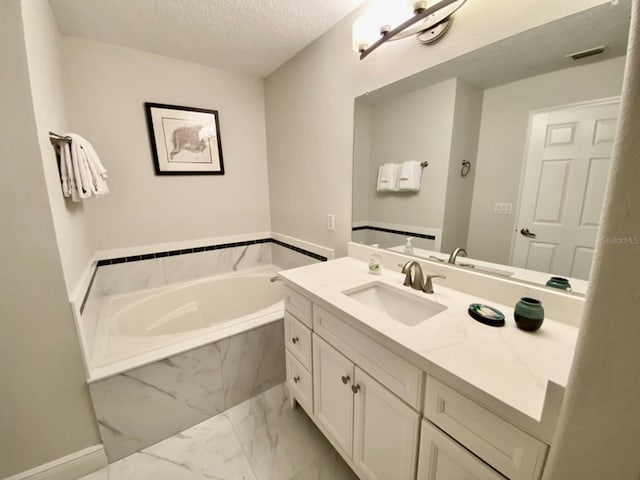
[468,304,505,327]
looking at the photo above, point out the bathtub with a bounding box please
[89,267,284,381]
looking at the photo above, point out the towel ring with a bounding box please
[461,160,471,177]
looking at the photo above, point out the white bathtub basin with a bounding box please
[90,269,285,375]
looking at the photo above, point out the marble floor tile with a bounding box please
[225,385,344,480]
[81,384,357,480]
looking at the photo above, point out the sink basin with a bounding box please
[344,282,447,326]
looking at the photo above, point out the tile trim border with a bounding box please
[352,225,437,240]
[79,237,327,314]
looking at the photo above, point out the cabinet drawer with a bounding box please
[285,350,313,413]
[418,420,506,480]
[284,287,312,328]
[313,305,423,410]
[424,376,548,480]
[284,312,312,370]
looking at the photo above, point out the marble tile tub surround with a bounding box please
[78,236,327,364]
[81,384,357,480]
[89,321,285,462]
[349,241,585,328]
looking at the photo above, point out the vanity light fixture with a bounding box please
[353,0,467,60]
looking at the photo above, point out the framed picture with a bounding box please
[144,102,225,175]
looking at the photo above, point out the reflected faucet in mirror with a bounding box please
[448,248,467,265]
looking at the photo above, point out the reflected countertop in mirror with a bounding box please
[351,1,631,297]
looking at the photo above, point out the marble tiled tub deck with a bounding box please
[81,241,323,463]
[82,384,357,480]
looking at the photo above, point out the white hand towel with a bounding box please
[398,161,422,192]
[59,133,109,201]
[377,163,399,192]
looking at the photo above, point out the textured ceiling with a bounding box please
[48,0,366,77]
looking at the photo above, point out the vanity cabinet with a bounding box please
[283,286,551,480]
[313,333,420,480]
[418,420,506,480]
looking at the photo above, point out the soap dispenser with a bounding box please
[369,244,382,275]
[403,237,414,255]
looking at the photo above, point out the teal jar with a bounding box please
[514,297,544,332]
[546,276,572,291]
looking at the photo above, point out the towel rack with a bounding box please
[49,131,72,144]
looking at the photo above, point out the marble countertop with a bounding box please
[279,257,579,426]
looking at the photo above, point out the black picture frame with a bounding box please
[144,102,225,176]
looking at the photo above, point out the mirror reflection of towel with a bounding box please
[377,163,399,192]
[398,161,422,192]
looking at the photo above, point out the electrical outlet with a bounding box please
[327,214,335,231]
[494,203,513,215]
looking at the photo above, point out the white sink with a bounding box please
[344,282,447,326]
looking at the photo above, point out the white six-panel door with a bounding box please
[312,334,354,457]
[512,99,619,280]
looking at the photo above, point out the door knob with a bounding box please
[341,375,350,384]
[351,384,361,394]
[520,228,537,238]
[291,336,299,344]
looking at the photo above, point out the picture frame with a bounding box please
[144,102,225,175]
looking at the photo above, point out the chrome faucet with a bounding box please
[401,261,424,291]
[424,274,446,294]
[448,247,468,265]
[401,261,446,294]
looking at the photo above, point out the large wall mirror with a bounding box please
[352,1,630,296]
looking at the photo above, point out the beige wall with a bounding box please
[62,37,272,253]
[441,79,483,253]
[21,0,92,293]
[467,56,626,265]
[367,79,457,231]
[265,0,612,258]
[0,1,100,477]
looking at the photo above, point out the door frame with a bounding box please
[508,96,621,265]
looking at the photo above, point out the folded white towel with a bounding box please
[377,163,399,192]
[59,133,109,201]
[398,160,422,192]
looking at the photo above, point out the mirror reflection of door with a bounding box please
[511,99,620,280]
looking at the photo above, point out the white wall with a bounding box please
[352,101,371,224]
[366,79,457,232]
[62,37,272,253]
[441,79,483,253]
[0,1,100,476]
[467,56,626,265]
[21,0,92,293]
[265,0,612,258]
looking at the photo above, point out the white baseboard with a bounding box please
[4,445,107,480]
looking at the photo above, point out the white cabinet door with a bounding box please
[313,334,354,457]
[353,367,420,480]
[418,421,506,480]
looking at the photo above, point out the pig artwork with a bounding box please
[169,125,207,160]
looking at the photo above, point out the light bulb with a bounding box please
[352,15,379,53]
[409,0,428,12]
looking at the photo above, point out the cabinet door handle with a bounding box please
[293,375,300,384]
[341,375,350,385]
[291,336,299,344]
[351,384,361,394]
